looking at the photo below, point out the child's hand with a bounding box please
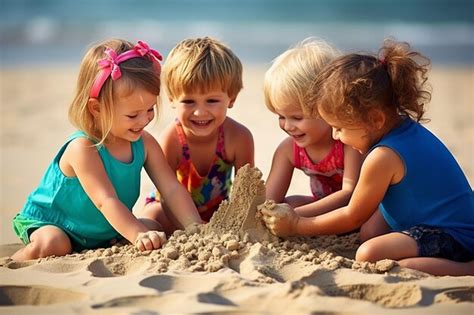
[259,202,299,237]
[134,231,167,251]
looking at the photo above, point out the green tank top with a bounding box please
[19,131,145,248]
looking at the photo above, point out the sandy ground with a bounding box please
[0,65,473,313]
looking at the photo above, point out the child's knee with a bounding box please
[355,242,378,262]
[30,228,72,258]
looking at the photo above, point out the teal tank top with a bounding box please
[19,131,145,247]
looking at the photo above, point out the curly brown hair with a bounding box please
[306,39,432,127]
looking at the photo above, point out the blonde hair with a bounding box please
[263,38,339,115]
[68,38,161,145]
[163,37,243,100]
[308,39,431,126]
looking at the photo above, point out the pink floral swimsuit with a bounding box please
[146,120,233,222]
[293,140,344,200]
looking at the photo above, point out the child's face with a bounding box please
[172,89,234,139]
[109,87,157,143]
[275,104,331,148]
[319,110,372,154]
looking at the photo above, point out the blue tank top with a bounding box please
[372,118,474,253]
[19,131,145,247]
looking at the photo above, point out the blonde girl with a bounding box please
[263,38,363,218]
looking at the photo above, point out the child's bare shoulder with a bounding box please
[223,117,253,140]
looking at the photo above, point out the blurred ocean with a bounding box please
[0,0,473,66]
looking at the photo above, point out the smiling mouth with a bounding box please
[192,119,212,126]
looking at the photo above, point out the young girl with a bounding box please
[263,39,363,217]
[11,39,202,261]
[261,39,474,276]
[137,37,255,234]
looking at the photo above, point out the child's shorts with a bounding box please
[401,225,474,262]
[13,214,121,253]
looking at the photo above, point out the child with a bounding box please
[260,39,474,276]
[263,38,363,217]
[11,39,202,261]
[137,37,255,234]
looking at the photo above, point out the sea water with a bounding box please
[0,0,473,66]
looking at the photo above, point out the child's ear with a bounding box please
[228,97,237,109]
[87,98,101,118]
[169,97,177,108]
[369,109,386,130]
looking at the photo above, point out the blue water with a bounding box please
[1,0,473,66]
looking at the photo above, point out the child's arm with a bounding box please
[265,137,294,202]
[261,147,402,236]
[63,138,157,248]
[142,132,202,227]
[225,118,255,170]
[294,145,363,216]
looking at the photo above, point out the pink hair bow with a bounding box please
[134,40,163,63]
[89,40,162,98]
[97,48,123,80]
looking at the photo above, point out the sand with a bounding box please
[1,65,473,313]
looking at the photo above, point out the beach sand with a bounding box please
[1,65,473,313]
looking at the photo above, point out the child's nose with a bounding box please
[193,105,206,116]
[284,120,295,131]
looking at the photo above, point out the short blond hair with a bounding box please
[263,38,339,115]
[68,39,161,145]
[163,37,243,100]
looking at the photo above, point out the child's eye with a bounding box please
[147,107,155,112]
[181,100,194,105]
[207,99,219,104]
[127,114,138,118]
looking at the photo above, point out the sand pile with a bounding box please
[1,165,399,283]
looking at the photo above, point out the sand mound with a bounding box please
[1,165,399,279]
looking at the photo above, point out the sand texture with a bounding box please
[1,165,474,314]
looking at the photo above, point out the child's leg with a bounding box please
[11,225,72,261]
[355,232,418,262]
[359,208,391,243]
[138,201,177,236]
[398,257,474,276]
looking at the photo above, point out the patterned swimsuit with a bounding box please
[147,120,233,222]
[293,139,344,200]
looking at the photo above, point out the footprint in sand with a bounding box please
[0,285,86,306]
[322,283,422,308]
[434,287,474,304]
[87,257,151,277]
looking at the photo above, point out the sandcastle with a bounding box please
[204,164,277,242]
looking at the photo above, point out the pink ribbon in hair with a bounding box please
[134,40,163,63]
[89,40,162,98]
[97,48,123,80]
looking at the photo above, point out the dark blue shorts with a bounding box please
[401,225,474,262]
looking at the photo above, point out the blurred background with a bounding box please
[1,0,473,244]
[1,0,473,66]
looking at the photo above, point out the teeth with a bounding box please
[193,120,210,126]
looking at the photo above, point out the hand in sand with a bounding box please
[259,202,300,237]
[134,231,167,251]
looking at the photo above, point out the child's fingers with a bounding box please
[134,231,166,251]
